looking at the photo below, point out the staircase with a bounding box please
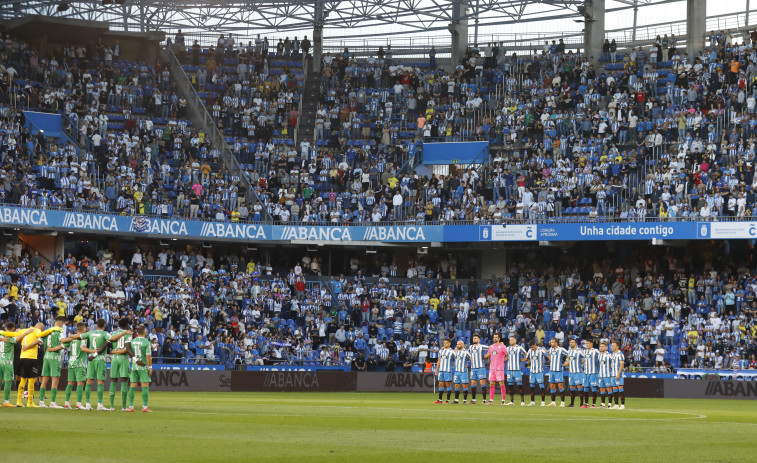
[296,61,322,145]
[161,47,272,220]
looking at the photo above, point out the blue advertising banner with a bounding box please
[152,363,226,371]
[246,365,350,372]
[0,206,754,244]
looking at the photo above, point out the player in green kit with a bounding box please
[39,317,72,408]
[108,318,133,411]
[62,323,89,409]
[125,325,152,412]
[81,319,113,410]
[0,323,32,407]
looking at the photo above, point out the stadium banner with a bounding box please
[675,369,757,381]
[60,368,231,392]
[357,372,436,392]
[624,372,678,379]
[664,379,757,400]
[246,365,350,372]
[535,222,699,241]
[697,221,757,239]
[469,224,538,242]
[152,363,226,371]
[231,371,358,392]
[271,225,443,242]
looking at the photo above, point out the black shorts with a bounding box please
[18,358,41,378]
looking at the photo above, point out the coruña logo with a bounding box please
[131,216,149,232]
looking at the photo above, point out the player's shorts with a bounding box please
[453,372,469,384]
[568,373,584,387]
[598,377,613,389]
[110,357,131,379]
[488,369,505,382]
[548,372,564,384]
[507,371,523,384]
[470,368,487,381]
[438,371,453,382]
[584,374,598,389]
[129,369,151,384]
[68,367,87,383]
[86,361,107,381]
[17,358,41,378]
[41,358,62,377]
[0,362,13,381]
[529,372,544,386]
[616,375,625,387]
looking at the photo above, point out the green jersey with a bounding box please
[129,337,151,371]
[43,330,63,361]
[0,337,16,365]
[110,330,132,358]
[64,339,87,368]
[80,330,111,363]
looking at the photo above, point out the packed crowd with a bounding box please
[1,239,756,373]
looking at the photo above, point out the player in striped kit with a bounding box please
[505,336,527,406]
[467,334,487,404]
[452,340,471,404]
[597,341,614,408]
[434,339,454,404]
[566,338,584,408]
[547,338,568,407]
[525,341,547,406]
[610,341,626,409]
[483,332,507,405]
[582,339,599,407]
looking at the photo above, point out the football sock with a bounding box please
[615,392,620,405]
[482,386,487,400]
[76,385,84,403]
[109,381,118,408]
[593,391,597,405]
[16,378,26,403]
[570,391,575,405]
[4,380,11,401]
[601,395,606,406]
[51,388,58,403]
[621,393,625,405]
[39,386,46,403]
[551,392,556,402]
[26,380,35,405]
[84,383,92,404]
[141,387,149,407]
[454,390,460,400]
[446,390,451,401]
[128,387,135,407]
[519,385,524,401]
[489,384,495,400]
[65,384,72,403]
[438,390,444,400]
[509,389,514,402]
[560,388,565,401]
[463,389,468,401]
[541,391,546,402]
[97,383,104,405]
[502,386,507,401]
[530,391,535,402]
[471,387,476,400]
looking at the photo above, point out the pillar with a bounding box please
[583,0,605,64]
[687,0,707,55]
[450,0,469,71]
[312,26,323,73]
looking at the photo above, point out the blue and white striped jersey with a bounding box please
[526,348,547,374]
[507,345,527,371]
[453,349,471,373]
[610,351,625,376]
[567,348,584,374]
[438,347,454,372]
[468,344,487,370]
[584,348,599,375]
[598,351,613,378]
[548,347,569,373]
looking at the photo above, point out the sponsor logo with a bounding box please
[704,381,757,397]
[151,370,189,387]
[362,226,426,242]
[152,364,225,371]
[384,373,435,389]
[263,371,320,389]
[480,226,490,240]
[699,223,709,238]
[279,226,352,241]
[0,208,48,226]
[63,213,118,231]
[129,217,188,235]
[200,222,267,240]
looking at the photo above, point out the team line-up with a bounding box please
[435,333,627,409]
[0,317,153,412]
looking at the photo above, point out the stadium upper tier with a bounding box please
[2,30,757,228]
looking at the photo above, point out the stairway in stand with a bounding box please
[296,60,322,146]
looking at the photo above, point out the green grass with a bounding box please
[1,392,756,462]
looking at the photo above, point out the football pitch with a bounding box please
[2,392,756,462]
